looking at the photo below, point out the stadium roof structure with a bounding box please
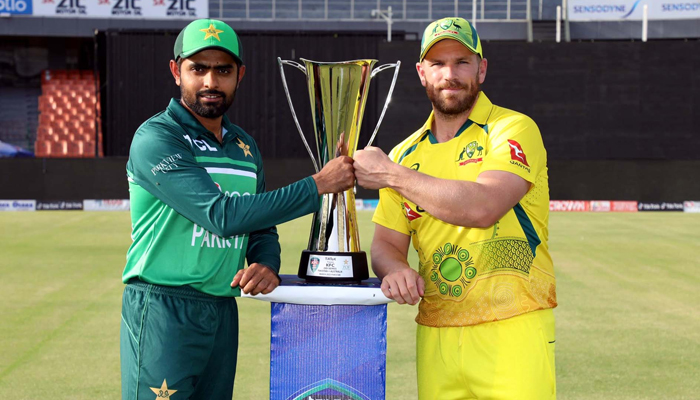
[1,0,698,40]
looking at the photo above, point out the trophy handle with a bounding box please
[277,57,320,173]
[365,61,402,147]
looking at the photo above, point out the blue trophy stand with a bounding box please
[242,275,392,400]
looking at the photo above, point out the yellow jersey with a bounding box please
[373,92,557,327]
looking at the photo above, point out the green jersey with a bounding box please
[123,99,319,297]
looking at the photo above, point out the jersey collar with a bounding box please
[423,91,493,143]
[468,92,493,126]
[167,98,239,141]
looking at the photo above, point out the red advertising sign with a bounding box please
[611,201,638,212]
[549,200,590,212]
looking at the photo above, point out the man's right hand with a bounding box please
[312,155,355,194]
[381,268,425,305]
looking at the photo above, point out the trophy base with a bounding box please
[298,250,369,283]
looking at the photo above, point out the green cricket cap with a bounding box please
[420,17,483,61]
[174,19,243,65]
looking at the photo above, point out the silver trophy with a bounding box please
[278,57,401,282]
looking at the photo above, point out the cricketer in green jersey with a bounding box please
[120,19,355,400]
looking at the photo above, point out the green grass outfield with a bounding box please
[0,211,699,399]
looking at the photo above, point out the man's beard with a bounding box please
[181,87,236,119]
[425,72,480,117]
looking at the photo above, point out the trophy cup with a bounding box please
[278,57,401,283]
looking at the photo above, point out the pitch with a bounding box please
[0,211,698,399]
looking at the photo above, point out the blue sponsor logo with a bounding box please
[12,201,33,209]
[662,2,700,11]
[572,0,641,18]
[622,0,641,18]
[0,0,32,14]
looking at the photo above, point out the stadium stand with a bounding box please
[210,0,536,20]
[34,70,103,158]
[0,88,40,151]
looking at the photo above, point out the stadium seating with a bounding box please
[0,87,40,152]
[34,70,103,158]
[212,0,542,21]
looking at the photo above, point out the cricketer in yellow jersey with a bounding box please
[353,17,557,400]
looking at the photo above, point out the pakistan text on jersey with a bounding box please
[191,224,245,249]
[151,154,183,175]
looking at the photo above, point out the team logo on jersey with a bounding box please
[236,138,253,158]
[507,139,529,167]
[456,141,484,166]
[429,243,475,299]
[404,202,422,221]
[150,379,177,399]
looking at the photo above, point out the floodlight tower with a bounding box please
[371,6,393,43]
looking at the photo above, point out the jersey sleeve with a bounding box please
[245,146,282,274]
[127,121,320,239]
[372,144,412,235]
[479,115,546,184]
[372,187,410,236]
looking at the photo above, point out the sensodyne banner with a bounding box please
[568,0,700,20]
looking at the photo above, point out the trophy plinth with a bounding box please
[298,250,369,283]
[278,57,401,283]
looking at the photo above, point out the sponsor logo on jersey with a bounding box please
[151,153,182,175]
[507,139,529,166]
[404,202,422,221]
[183,134,218,152]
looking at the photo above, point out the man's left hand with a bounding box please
[354,146,396,190]
[231,263,280,295]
